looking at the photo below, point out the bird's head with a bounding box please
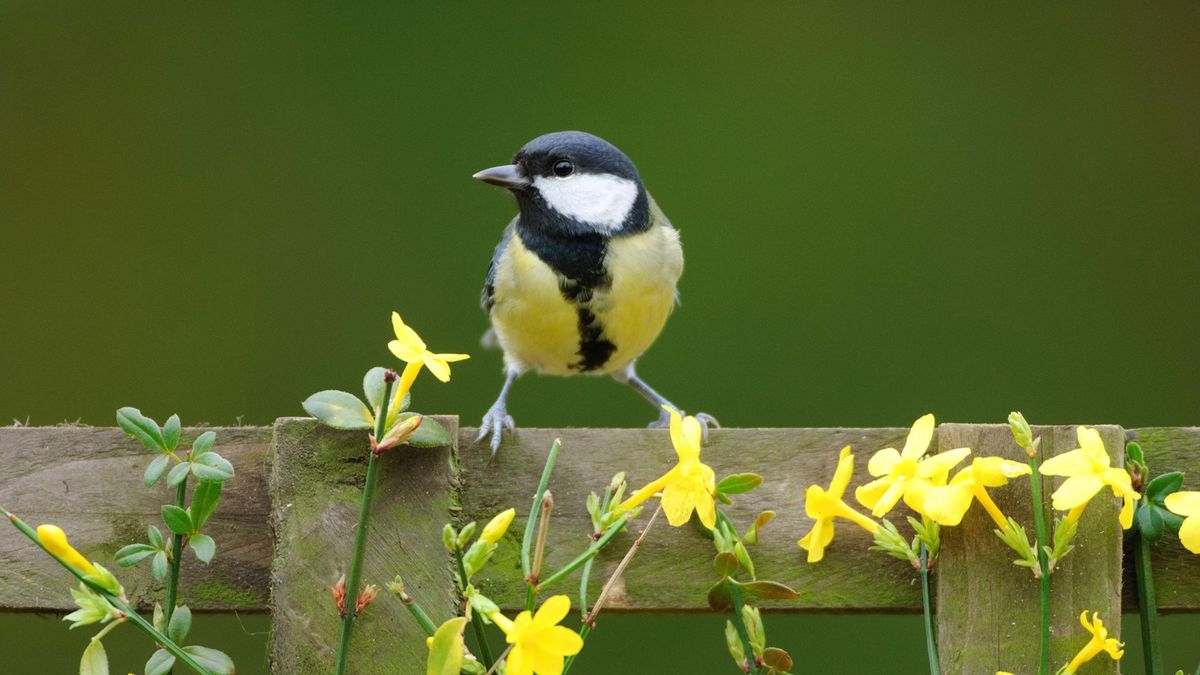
[474,131,649,236]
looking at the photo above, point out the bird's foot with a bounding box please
[647,410,721,443]
[475,403,515,455]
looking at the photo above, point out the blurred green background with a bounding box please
[2,1,1197,673]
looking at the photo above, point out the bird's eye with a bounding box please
[552,160,574,178]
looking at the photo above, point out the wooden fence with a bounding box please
[1,420,1197,673]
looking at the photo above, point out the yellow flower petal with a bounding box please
[1119,492,1135,530]
[1165,491,1200,518]
[534,595,572,628]
[388,340,424,364]
[798,518,835,563]
[693,491,717,529]
[1038,448,1093,477]
[867,447,901,477]
[922,484,974,526]
[680,415,703,455]
[902,476,937,516]
[901,414,935,460]
[540,625,584,655]
[506,645,532,675]
[661,483,699,527]
[423,353,452,382]
[436,352,471,363]
[829,446,855,497]
[391,312,426,353]
[1176,515,1200,554]
[916,447,971,479]
[871,478,907,517]
[1077,426,1110,467]
[854,477,893,512]
[1051,474,1105,510]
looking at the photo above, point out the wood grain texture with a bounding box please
[936,424,1124,675]
[458,426,925,613]
[269,417,459,674]
[0,426,272,612]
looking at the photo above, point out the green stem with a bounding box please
[455,546,495,668]
[1135,532,1164,675]
[1027,457,1052,675]
[334,376,395,675]
[399,593,438,637]
[536,515,629,591]
[728,581,761,675]
[920,542,941,675]
[164,479,187,630]
[2,508,213,675]
[521,439,560,612]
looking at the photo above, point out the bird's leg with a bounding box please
[613,362,721,440]
[476,367,520,454]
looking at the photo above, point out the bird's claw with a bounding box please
[647,409,721,443]
[476,404,515,455]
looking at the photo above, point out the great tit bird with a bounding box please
[473,130,715,453]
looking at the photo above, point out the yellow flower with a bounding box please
[855,414,971,518]
[1038,426,1138,529]
[389,311,470,383]
[924,457,1032,528]
[385,311,469,421]
[619,406,717,529]
[1063,611,1123,674]
[1164,491,1200,554]
[797,446,879,563]
[36,524,97,576]
[480,508,516,546]
[489,595,583,675]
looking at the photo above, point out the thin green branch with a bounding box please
[455,545,495,668]
[536,514,630,591]
[1028,456,1051,675]
[334,376,395,675]
[728,582,762,675]
[920,542,941,675]
[521,439,560,612]
[164,479,188,630]
[1135,532,1164,675]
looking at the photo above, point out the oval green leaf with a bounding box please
[162,414,181,452]
[762,647,794,671]
[403,414,451,448]
[713,551,739,577]
[426,617,468,675]
[145,649,175,675]
[189,534,216,563]
[147,526,164,549]
[734,579,801,601]
[162,505,193,535]
[80,638,109,675]
[143,454,170,487]
[168,604,192,644]
[182,646,236,674]
[191,430,216,458]
[151,551,169,581]
[191,453,234,482]
[1147,471,1184,505]
[189,480,223,529]
[115,543,157,567]
[302,390,373,430]
[166,462,191,488]
[116,407,164,451]
[707,579,733,611]
[717,473,763,495]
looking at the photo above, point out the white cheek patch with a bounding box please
[533,173,638,232]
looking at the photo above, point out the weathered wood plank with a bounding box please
[269,417,459,674]
[1127,427,1200,613]
[0,426,272,612]
[458,426,925,613]
[936,424,1124,675]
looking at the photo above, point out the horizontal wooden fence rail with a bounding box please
[1,420,1197,673]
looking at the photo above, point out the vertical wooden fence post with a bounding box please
[937,424,1124,675]
[269,416,460,674]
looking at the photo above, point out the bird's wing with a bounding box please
[481,217,518,313]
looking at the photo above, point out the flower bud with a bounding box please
[355,584,380,613]
[331,574,347,615]
[724,619,745,667]
[442,523,458,552]
[479,508,515,546]
[36,524,97,576]
[742,605,765,656]
[456,521,478,549]
[1007,411,1034,454]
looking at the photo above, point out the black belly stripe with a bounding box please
[575,306,616,371]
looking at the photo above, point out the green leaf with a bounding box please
[189,534,216,563]
[716,473,763,495]
[162,505,193,535]
[713,551,739,577]
[426,617,468,675]
[743,511,776,545]
[1147,472,1184,505]
[734,541,756,580]
[162,415,181,452]
[151,552,168,581]
[1160,506,1184,532]
[191,453,234,482]
[166,462,191,487]
[143,455,170,487]
[733,579,800,601]
[403,414,451,448]
[191,431,216,458]
[114,543,157,567]
[363,367,388,412]
[145,649,175,675]
[707,579,733,611]
[147,526,164,549]
[168,605,192,644]
[181,646,235,674]
[152,603,165,633]
[1126,441,1144,463]
[189,480,222,529]
[302,390,373,430]
[1136,503,1165,543]
[116,407,164,451]
[80,638,109,675]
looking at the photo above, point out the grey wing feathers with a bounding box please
[481,218,517,313]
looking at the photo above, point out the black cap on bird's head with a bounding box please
[474,131,650,236]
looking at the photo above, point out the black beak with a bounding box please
[473,164,531,189]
